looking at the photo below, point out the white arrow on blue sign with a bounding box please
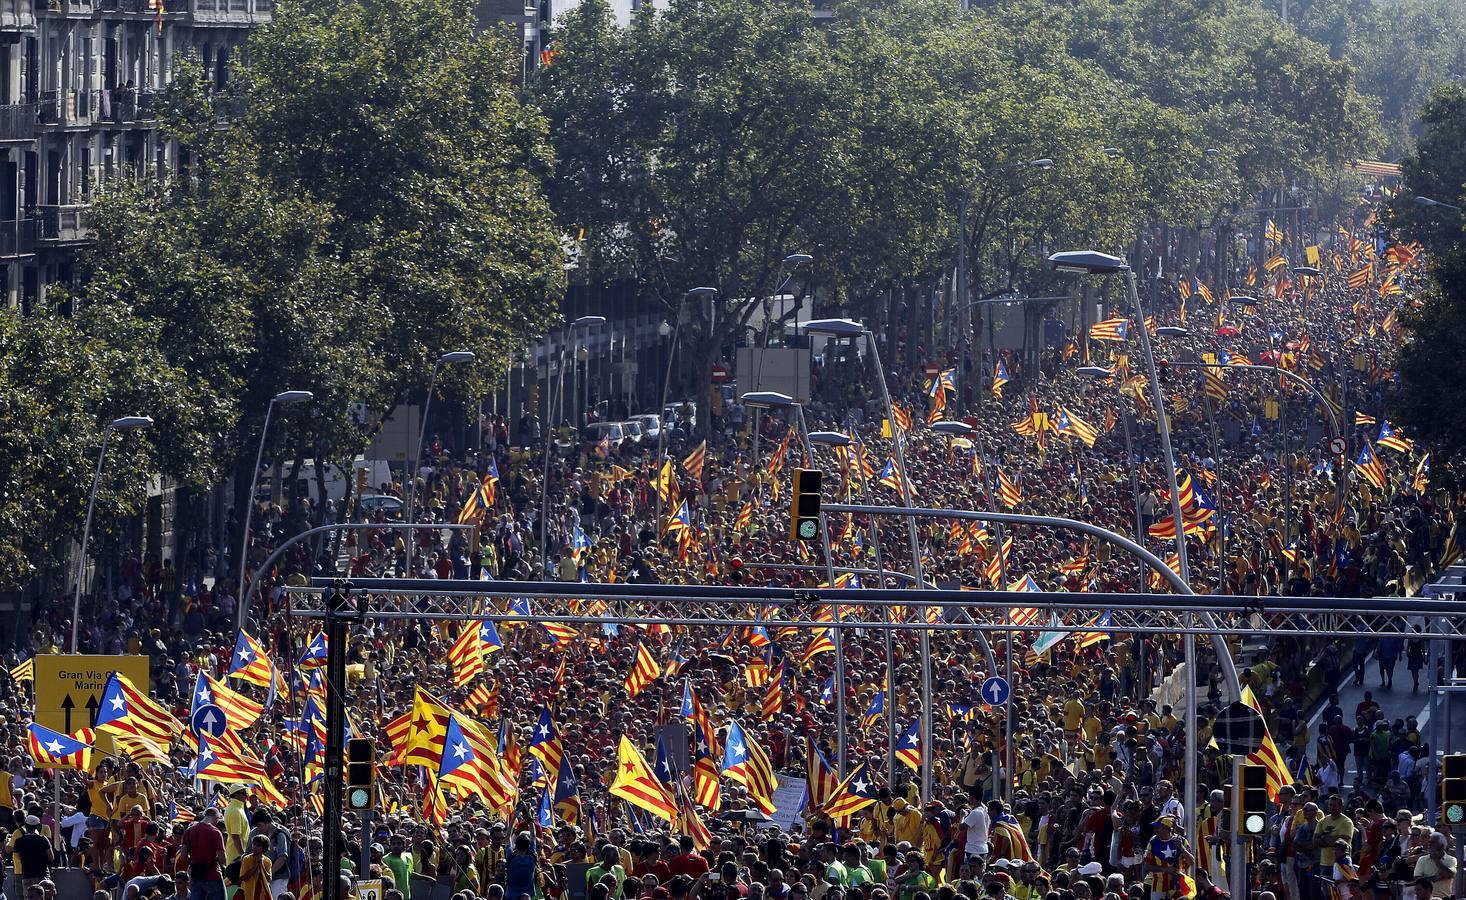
[980,676,1011,706]
[191,703,228,738]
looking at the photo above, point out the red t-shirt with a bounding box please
[182,822,224,881]
[668,853,710,879]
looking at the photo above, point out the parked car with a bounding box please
[357,493,403,517]
[581,421,626,454]
[616,419,645,448]
[631,413,661,443]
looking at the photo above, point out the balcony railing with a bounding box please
[37,90,57,124]
[0,104,36,141]
[37,204,90,242]
[0,219,37,256]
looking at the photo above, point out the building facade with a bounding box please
[0,0,267,310]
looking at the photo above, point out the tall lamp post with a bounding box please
[1051,248,1208,856]
[808,429,890,780]
[930,417,1013,801]
[406,353,474,575]
[235,390,313,624]
[539,317,605,576]
[741,391,846,772]
[655,289,716,524]
[801,317,943,800]
[72,415,154,652]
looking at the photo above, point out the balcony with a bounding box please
[0,219,37,257]
[36,204,90,244]
[0,104,36,142]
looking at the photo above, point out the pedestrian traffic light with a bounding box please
[345,738,376,811]
[789,468,822,542]
[1442,754,1466,826]
[1235,763,1269,836]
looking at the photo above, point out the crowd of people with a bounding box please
[2,205,1462,900]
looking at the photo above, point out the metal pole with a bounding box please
[794,405,845,773]
[236,401,275,612]
[1121,410,1144,544]
[540,333,564,578]
[956,196,967,416]
[965,427,1010,801]
[1124,269,1202,856]
[1429,619,1441,824]
[655,320,682,526]
[863,333,933,802]
[71,425,112,652]
[321,587,351,900]
[406,363,443,576]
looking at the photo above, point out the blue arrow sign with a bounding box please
[191,703,228,738]
[980,676,1011,706]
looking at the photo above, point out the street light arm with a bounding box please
[71,425,113,652]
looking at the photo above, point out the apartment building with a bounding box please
[0,0,268,310]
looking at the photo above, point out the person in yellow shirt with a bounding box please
[222,785,251,864]
[891,798,923,847]
[1062,694,1085,734]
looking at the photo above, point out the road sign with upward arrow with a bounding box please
[33,654,150,764]
[191,703,228,738]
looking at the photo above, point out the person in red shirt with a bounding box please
[180,808,227,900]
[667,836,710,879]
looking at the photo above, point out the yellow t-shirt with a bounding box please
[1063,699,1085,731]
[223,799,250,863]
[1082,715,1103,743]
[0,772,14,810]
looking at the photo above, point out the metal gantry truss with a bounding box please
[283,577,1466,640]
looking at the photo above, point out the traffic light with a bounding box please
[1235,763,1269,836]
[1442,754,1466,826]
[345,738,376,811]
[789,468,822,542]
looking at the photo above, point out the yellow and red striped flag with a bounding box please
[624,641,662,698]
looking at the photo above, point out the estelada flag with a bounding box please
[610,736,677,822]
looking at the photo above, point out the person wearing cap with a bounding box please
[222,786,250,867]
[1142,816,1192,900]
[890,799,921,848]
[12,814,52,890]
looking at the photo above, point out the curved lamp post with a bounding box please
[72,415,154,651]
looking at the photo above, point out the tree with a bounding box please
[1386,85,1466,458]
[242,0,566,401]
[0,305,212,592]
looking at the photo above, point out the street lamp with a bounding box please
[1051,247,1232,860]
[1077,365,1114,380]
[740,391,848,773]
[72,415,154,651]
[1102,147,1122,159]
[656,289,717,517]
[1156,326,1189,339]
[1414,196,1463,212]
[803,316,946,800]
[235,390,314,622]
[539,317,604,575]
[806,425,903,783]
[405,352,474,574]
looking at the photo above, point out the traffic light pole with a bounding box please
[1229,756,1247,900]
[322,585,353,900]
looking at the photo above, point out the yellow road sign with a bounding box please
[34,655,150,761]
[358,878,383,900]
